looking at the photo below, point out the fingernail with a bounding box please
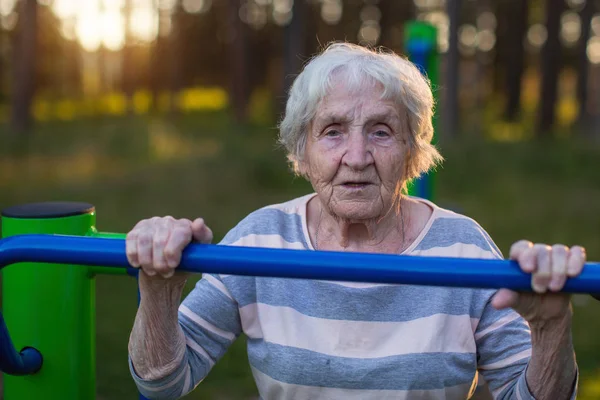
[532,282,547,294]
[549,279,562,291]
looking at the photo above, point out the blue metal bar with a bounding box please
[0,310,43,375]
[1,234,600,293]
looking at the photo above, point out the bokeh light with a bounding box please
[476,11,496,31]
[239,1,268,30]
[130,6,158,42]
[420,11,448,53]
[321,0,342,25]
[182,0,212,14]
[459,24,477,47]
[76,14,102,52]
[272,0,293,26]
[587,36,600,64]
[359,5,381,23]
[413,0,445,11]
[52,0,77,19]
[560,11,581,47]
[101,10,125,51]
[566,0,586,10]
[477,29,496,52]
[358,20,380,45]
[591,14,600,36]
[527,24,547,48]
[0,0,16,17]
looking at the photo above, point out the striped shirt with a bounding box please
[129,193,577,399]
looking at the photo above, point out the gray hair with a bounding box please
[278,42,443,188]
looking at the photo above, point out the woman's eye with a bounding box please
[373,130,390,138]
[325,130,341,137]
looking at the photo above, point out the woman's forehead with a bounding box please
[315,89,402,123]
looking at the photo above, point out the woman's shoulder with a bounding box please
[218,193,315,248]
[410,198,504,260]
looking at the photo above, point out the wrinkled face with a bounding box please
[299,77,409,221]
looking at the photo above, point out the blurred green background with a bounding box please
[0,0,600,399]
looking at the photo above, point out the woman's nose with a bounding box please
[342,133,373,170]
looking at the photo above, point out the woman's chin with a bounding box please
[329,201,383,221]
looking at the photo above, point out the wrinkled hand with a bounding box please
[491,241,587,323]
[126,216,213,280]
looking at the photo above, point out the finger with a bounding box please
[137,229,155,272]
[491,289,520,310]
[567,246,587,277]
[531,244,552,293]
[192,218,213,244]
[516,244,538,274]
[153,218,176,276]
[126,230,140,267]
[549,244,568,291]
[509,240,533,260]
[164,221,193,269]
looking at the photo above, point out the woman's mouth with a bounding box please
[342,182,372,189]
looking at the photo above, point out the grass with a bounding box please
[0,112,599,399]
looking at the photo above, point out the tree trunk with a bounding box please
[379,0,415,52]
[443,0,461,139]
[536,0,564,136]
[122,0,134,114]
[576,0,594,132]
[280,0,307,116]
[168,1,185,115]
[503,0,528,121]
[11,0,38,134]
[150,0,165,112]
[228,0,250,123]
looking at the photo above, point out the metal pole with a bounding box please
[1,202,97,400]
[404,21,439,200]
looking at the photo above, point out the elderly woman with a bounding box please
[126,43,586,400]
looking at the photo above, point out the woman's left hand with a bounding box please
[491,240,587,323]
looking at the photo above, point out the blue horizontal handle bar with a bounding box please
[1,234,600,293]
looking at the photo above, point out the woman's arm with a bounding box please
[526,313,577,399]
[128,275,188,380]
[126,216,244,400]
[484,241,586,399]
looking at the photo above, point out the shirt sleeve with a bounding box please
[129,273,242,399]
[475,297,578,399]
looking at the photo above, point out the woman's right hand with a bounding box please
[126,216,213,279]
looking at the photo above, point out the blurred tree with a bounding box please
[123,0,135,113]
[281,0,308,116]
[444,0,460,139]
[149,0,164,111]
[168,0,186,115]
[36,4,79,97]
[228,0,251,123]
[379,0,415,52]
[11,0,38,134]
[576,0,595,131]
[503,0,528,122]
[537,0,564,136]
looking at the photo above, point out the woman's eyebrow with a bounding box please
[366,112,401,125]
[314,114,351,128]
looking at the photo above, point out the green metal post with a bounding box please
[404,21,439,200]
[1,202,97,400]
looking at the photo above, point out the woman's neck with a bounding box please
[309,195,428,254]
